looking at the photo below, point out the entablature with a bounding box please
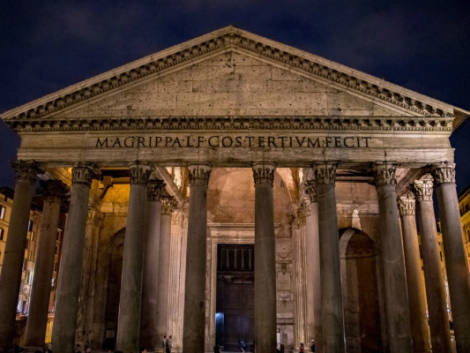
[7,115,454,133]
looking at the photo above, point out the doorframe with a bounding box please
[205,223,255,352]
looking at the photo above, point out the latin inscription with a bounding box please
[95,135,372,149]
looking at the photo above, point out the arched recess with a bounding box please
[339,228,382,353]
[103,228,125,350]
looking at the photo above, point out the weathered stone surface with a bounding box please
[55,52,401,119]
[1,26,467,353]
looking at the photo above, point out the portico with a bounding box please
[0,26,469,353]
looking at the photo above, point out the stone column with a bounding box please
[252,164,277,353]
[24,180,68,348]
[0,161,41,350]
[414,174,453,353]
[304,177,322,347]
[373,162,412,353]
[313,162,345,353]
[141,179,165,350]
[157,194,177,347]
[116,162,151,353]
[398,191,431,353]
[52,163,98,353]
[183,165,211,353]
[432,162,470,353]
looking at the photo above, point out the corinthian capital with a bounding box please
[188,165,211,187]
[373,162,397,186]
[38,180,69,201]
[413,174,434,201]
[313,162,337,185]
[304,179,317,203]
[11,160,42,183]
[398,191,416,216]
[161,195,177,215]
[252,163,275,186]
[72,162,99,186]
[432,162,455,185]
[129,162,151,185]
[146,178,166,201]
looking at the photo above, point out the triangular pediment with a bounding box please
[2,26,468,129]
[51,50,405,119]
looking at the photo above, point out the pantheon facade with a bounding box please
[0,27,469,353]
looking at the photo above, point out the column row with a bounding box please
[303,162,470,353]
[1,160,468,353]
[398,167,470,353]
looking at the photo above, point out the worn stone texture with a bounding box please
[4,26,469,353]
[56,52,402,119]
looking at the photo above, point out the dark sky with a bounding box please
[0,0,469,192]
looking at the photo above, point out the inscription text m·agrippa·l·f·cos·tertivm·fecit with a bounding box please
[95,135,372,149]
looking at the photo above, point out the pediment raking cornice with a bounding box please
[1,26,468,128]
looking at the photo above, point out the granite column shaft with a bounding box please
[414,175,453,353]
[252,164,277,353]
[398,192,431,353]
[374,163,412,353]
[24,180,67,348]
[432,163,470,353]
[304,177,321,347]
[116,163,151,353]
[314,162,345,353]
[182,165,211,353]
[52,163,97,353]
[0,161,40,350]
[141,179,165,350]
[157,195,177,344]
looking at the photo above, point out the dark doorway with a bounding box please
[340,229,383,353]
[216,244,254,351]
[103,229,124,350]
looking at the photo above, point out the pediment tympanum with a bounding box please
[43,51,403,120]
[1,26,468,167]
[1,26,467,132]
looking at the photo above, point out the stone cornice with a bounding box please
[5,115,454,133]
[1,26,462,127]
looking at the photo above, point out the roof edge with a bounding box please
[1,25,467,124]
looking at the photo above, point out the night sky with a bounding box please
[0,0,469,192]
